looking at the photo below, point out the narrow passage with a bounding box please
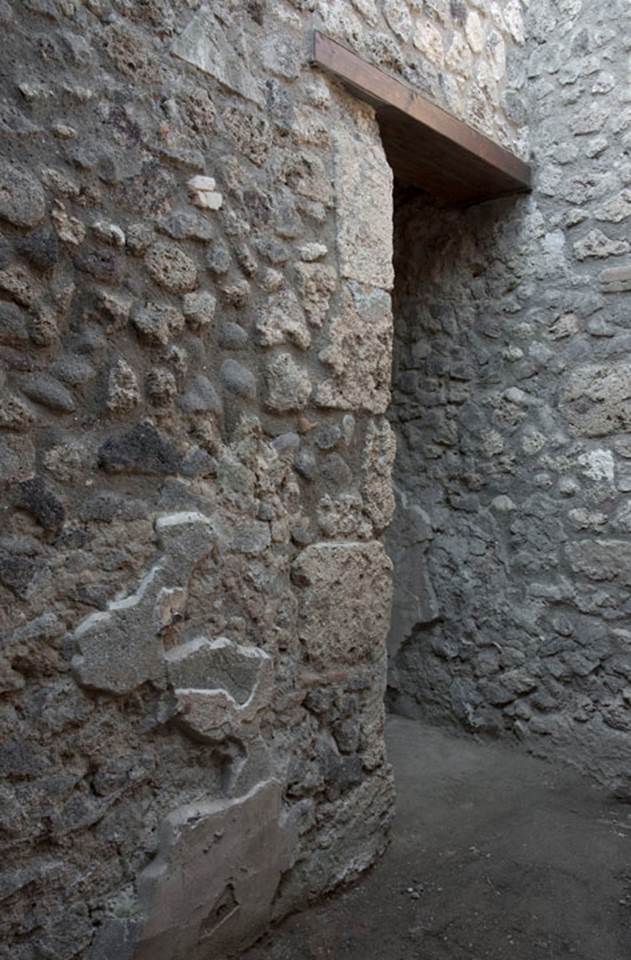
[244,716,631,960]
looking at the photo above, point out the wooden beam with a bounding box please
[311,31,532,205]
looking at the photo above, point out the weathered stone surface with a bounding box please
[159,209,214,241]
[19,374,76,413]
[0,159,46,227]
[52,201,86,244]
[566,540,631,586]
[172,10,263,106]
[0,434,35,482]
[51,354,96,387]
[0,302,29,346]
[132,301,185,346]
[17,476,64,533]
[292,541,393,669]
[559,362,631,436]
[265,353,312,412]
[0,539,44,598]
[131,780,293,960]
[272,769,394,918]
[107,358,141,414]
[98,423,181,475]
[573,228,629,260]
[599,264,631,293]
[178,375,222,415]
[72,562,168,694]
[72,512,216,694]
[15,228,59,271]
[317,283,393,414]
[361,418,396,533]
[0,0,608,956]
[0,393,34,432]
[221,359,257,399]
[144,242,198,293]
[294,263,337,327]
[166,636,273,742]
[386,493,438,657]
[255,289,310,349]
[333,125,394,291]
[182,290,216,329]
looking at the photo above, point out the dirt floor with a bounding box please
[243,716,631,960]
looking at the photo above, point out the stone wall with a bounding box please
[387,0,631,795]
[0,1,527,958]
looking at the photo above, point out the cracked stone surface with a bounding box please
[166,636,274,742]
[72,512,217,694]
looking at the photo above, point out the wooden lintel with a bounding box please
[311,31,532,205]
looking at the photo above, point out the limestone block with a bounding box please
[594,190,631,223]
[0,158,46,227]
[503,0,525,42]
[350,0,379,26]
[144,242,198,293]
[165,636,273,743]
[384,0,413,40]
[132,780,293,960]
[566,540,631,586]
[316,282,393,414]
[317,493,372,540]
[332,125,394,291]
[361,418,396,533]
[255,289,310,350]
[106,358,140,415]
[599,264,631,293]
[172,11,262,106]
[155,511,218,571]
[72,562,168,694]
[187,175,223,211]
[264,353,312,412]
[359,656,389,771]
[413,17,445,65]
[573,228,629,261]
[178,374,222,415]
[465,10,485,53]
[294,262,336,327]
[182,290,216,329]
[317,0,365,49]
[0,435,35,483]
[72,513,217,694]
[386,493,438,656]
[559,361,631,436]
[51,201,85,244]
[446,32,473,77]
[292,541,393,669]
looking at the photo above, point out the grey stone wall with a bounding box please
[0,1,530,958]
[387,0,631,795]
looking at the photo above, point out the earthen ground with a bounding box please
[243,716,631,960]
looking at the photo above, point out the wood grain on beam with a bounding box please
[311,31,532,205]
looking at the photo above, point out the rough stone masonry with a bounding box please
[0,0,625,958]
[387,0,631,795]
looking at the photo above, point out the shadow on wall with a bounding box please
[385,182,526,732]
[385,182,631,792]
